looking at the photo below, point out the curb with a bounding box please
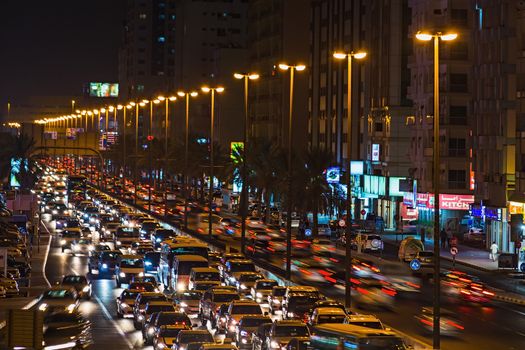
[493,294,525,306]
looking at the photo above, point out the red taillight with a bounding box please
[356,287,369,295]
[446,320,465,330]
[482,290,494,296]
[325,276,336,283]
[381,288,397,297]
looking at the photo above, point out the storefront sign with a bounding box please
[350,161,364,175]
[414,193,474,211]
[372,144,380,161]
[484,207,501,220]
[325,167,341,184]
[363,175,386,196]
[471,205,483,217]
[389,177,407,197]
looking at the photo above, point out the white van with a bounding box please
[170,255,208,291]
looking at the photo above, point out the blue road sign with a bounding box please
[305,228,312,237]
[410,259,421,271]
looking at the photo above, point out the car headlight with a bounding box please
[137,314,144,321]
[147,327,155,335]
[52,210,58,215]
[177,282,186,291]
[73,245,80,251]
[270,340,280,349]
[273,298,281,304]
[240,330,248,337]
[138,272,144,277]
[66,303,76,312]
[119,272,126,278]
[180,302,188,308]
[157,342,166,349]
[240,284,247,290]
[256,292,263,298]
[82,286,90,292]
[60,239,66,245]
[120,302,128,308]
[102,263,108,269]
[220,317,226,322]
[145,261,152,266]
[241,338,248,344]
[38,303,48,311]
[156,238,161,242]
[88,245,94,251]
[116,241,122,246]
[287,312,294,318]
[229,324,236,332]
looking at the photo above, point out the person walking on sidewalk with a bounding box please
[440,228,447,249]
[446,229,453,248]
[490,241,499,262]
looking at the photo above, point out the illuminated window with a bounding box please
[139,13,147,19]
[158,36,166,43]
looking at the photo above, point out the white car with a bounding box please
[359,233,384,252]
[345,314,385,329]
[70,239,94,256]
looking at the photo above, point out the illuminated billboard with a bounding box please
[89,82,119,98]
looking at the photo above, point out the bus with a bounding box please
[158,241,209,288]
[309,324,409,350]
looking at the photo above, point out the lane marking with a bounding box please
[42,234,52,288]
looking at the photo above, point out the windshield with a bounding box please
[101,252,122,260]
[195,272,220,281]
[229,262,256,273]
[178,261,208,275]
[155,230,175,240]
[240,318,269,327]
[178,291,202,300]
[213,293,240,303]
[140,295,168,305]
[66,220,80,227]
[289,297,319,307]
[147,304,175,313]
[231,304,262,315]
[357,337,406,350]
[318,315,346,323]
[43,290,75,299]
[178,332,214,343]
[274,325,309,337]
[78,239,91,245]
[349,321,383,329]
[142,222,159,230]
[239,274,263,282]
[145,252,161,264]
[256,281,278,289]
[160,328,185,337]
[62,231,81,238]
[116,228,140,237]
[62,276,87,284]
[418,252,433,257]
[120,259,143,268]
[171,247,209,259]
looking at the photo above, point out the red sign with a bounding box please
[423,193,474,210]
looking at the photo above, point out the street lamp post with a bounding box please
[278,63,306,279]
[333,50,367,309]
[157,95,177,217]
[416,30,457,350]
[178,91,199,230]
[201,86,225,239]
[234,72,260,255]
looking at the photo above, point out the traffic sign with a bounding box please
[450,247,458,256]
[339,220,346,227]
[410,259,421,271]
[360,209,366,216]
[305,228,312,237]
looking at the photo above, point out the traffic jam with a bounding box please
[32,162,501,349]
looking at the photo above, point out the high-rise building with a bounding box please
[407,0,473,195]
[119,0,178,99]
[309,0,413,176]
[471,0,525,253]
[247,0,310,148]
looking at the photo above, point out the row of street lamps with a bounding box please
[35,30,456,348]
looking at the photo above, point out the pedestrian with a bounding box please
[446,229,453,248]
[490,241,499,262]
[440,228,447,249]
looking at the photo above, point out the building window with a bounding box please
[450,41,468,60]
[449,73,468,92]
[374,122,383,132]
[448,169,466,189]
[137,85,145,92]
[449,105,467,125]
[139,13,147,19]
[448,138,466,157]
[217,28,226,36]
[158,36,166,43]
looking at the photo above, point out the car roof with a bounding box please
[175,255,208,262]
[146,301,173,307]
[230,299,259,305]
[315,307,347,315]
[191,267,219,273]
[287,286,317,292]
[347,314,381,322]
[315,323,396,336]
[120,255,143,260]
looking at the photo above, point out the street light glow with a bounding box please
[153,99,160,104]
[157,96,166,101]
[126,105,132,109]
[100,108,106,113]
[333,52,347,59]
[295,65,306,71]
[177,91,185,97]
[354,52,367,59]
[216,87,225,93]
[234,73,244,79]
[142,99,149,103]
[139,102,146,107]
[168,96,177,101]
[117,105,123,110]
[201,86,211,93]
[441,33,458,41]
[415,32,433,41]
[249,73,260,80]
[190,91,198,97]
[93,110,99,115]
[129,101,136,106]
[278,63,290,71]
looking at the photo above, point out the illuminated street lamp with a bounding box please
[201,86,225,238]
[332,50,367,309]
[415,30,457,350]
[278,63,306,279]
[177,90,199,229]
[233,72,259,254]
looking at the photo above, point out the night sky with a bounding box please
[0,0,125,107]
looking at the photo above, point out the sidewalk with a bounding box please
[381,232,498,271]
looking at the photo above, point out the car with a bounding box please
[116,289,141,318]
[38,286,79,313]
[265,320,310,350]
[268,286,287,315]
[61,275,91,300]
[413,251,434,275]
[137,301,176,331]
[70,238,94,256]
[224,260,257,286]
[115,255,144,287]
[143,311,192,345]
[199,344,238,350]
[43,311,92,349]
[235,272,264,293]
[189,267,221,291]
[251,322,273,350]
[285,338,310,350]
[358,233,384,252]
[345,314,385,329]
[351,278,397,310]
[235,315,272,349]
[308,307,347,326]
[60,228,82,252]
[199,288,241,327]
[173,290,203,316]
[132,275,159,288]
[415,307,464,336]
[224,299,264,336]
[153,325,190,350]
[145,251,161,274]
[0,277,19,297]
[251,279,278,304]
[128,281,157,292]
[90,250,122,276]
[172,329,215,350]
[133,292,169,329]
